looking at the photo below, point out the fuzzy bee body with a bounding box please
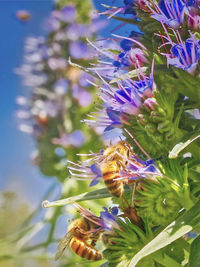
[101,141,136,198]
[102,160,124,198]
[70,237,102,261]
[55,217,102,261]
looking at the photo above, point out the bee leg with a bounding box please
[131,182,136,208]
[124,128,151,159]
[90,232,100,247]
[90,238,97,247]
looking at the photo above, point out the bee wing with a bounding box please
[55,232,72,260]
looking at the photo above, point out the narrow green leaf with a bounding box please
[110,67,148,84]
[103,13,139,25]
[42,188,112,208]
[68,57,97,79]
[189,235,200,267]
[168,135,200,159]
[154,253,183,267]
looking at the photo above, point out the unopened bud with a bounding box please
[145,123,156,134]
[143,97,157,111]
[137,114,147,125]
[157,120,171,133]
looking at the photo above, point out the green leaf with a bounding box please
[189,235,200,267]
[152,252,182,267]
[110,67,148,84]
[103,13,139,25]
[168,135,200,158]
[129,200,200,266]
[42,188,112,208]
[173,68,200,102]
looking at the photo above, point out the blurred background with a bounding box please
[0,0,134,266]
[0,0,132,206]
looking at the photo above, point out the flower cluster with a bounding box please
[25,0,200,265]
[58,0,200,264]
[68,141,160,188]
[16,4,106,179]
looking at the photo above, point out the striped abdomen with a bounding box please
[102,161,124,198]
[70,237,102,261]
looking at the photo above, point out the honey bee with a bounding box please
[55,210,103,261]
[101,141,144,226]
[121,206,142,226]
[16,10,31,22]
[101,141,138,198]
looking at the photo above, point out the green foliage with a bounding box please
[136,178,182,226]
[103,218,149,267]
[129,199,200,266]
[55,0,92,23]
[189,235,200,267]
[15,0,200,266]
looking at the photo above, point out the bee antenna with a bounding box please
[124,128,151,159]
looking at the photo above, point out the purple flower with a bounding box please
[52,131,85,148]
[59,6,76,23]
[53,78,69,95]
[100,0,137,18]
[162,34,200,74]
[52,133,71,147]
[79,72,94,87]
[66,24,89,41]
[69,41,89,59]
[44,16,60,32]
[51,43,62,55]
[47,57,67,70]
[69,130,85,147]
[88,18,108,35]
[120,156,160,181]
[113,48,148,70]
[40,45,52,59]
[71,85,92,106]
[149,0,187,29]
[185,2,200,30]
[89,164,102,186]
[67,153,103,185]
[104,108,123,132]
[185,0,200,7]
[84,70,155,133]
[100,207,119,231]
[78,91,92,107]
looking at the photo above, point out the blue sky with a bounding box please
[0,0,58,206]
[0,0,136,207]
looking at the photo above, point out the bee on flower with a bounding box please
[68,139,160,199]
[55,202,119,261]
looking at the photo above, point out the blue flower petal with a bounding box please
[106,108,121,122]
[89,177,101,187]
[129,176,140,180]
[120,39,132,51]
[111,207,119,216]
[90,164,102,177]
[145,159,155,166]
